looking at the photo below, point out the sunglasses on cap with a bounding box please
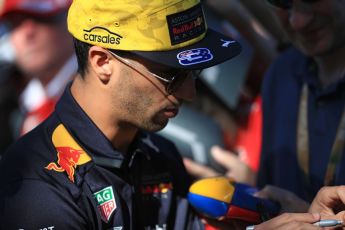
[266,0,320,9]
[108,50,201,95]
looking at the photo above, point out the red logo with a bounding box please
[46,147,83,183]
[45,124,91,182]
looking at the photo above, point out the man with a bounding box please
[0,0,75,138]
[257,0,345,210]
[0,0,241,229]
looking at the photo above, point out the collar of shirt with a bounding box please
[55,83,158,169]
[19,55,77,113]
[295,52,345,99]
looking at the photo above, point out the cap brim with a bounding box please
[131,28,242,70]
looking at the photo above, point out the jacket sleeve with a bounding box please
[256,63,276,189]
[0,180,91,230]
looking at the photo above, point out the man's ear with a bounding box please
[88,46,113,83]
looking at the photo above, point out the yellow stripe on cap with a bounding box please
[67,0,207,51]
[189,177,235,203]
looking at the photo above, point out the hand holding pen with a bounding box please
[244,213,342,230]
[246,219,343,230]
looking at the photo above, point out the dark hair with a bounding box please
[73,38,91,77]
[73,39,141,76]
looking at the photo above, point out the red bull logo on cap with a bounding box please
[45,124,91,183]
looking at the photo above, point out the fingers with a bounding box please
[310,186,345,215]
[182,157,219,178]
[321,211,345,227]
[211,145,240,169]
[339,211,345,223]
[276,221,321,230]
[254,213,321,230]
[183,146,256,184]
[211,146,256,185]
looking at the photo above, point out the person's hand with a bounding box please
[203,213,323,230]
[309,186,345,221]
[183,146,256,186]
[201,216,250,230]
[256,185,310,213]
[251,213,321,230]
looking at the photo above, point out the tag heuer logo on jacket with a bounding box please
[93,186,116,222]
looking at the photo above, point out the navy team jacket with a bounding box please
[0,84,204,230]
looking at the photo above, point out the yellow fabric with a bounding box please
[51,124,91,164]
[67,0,207,51]
[189,177,235,203]
[45,124,91,183]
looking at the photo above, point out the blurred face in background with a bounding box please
[272,0,345,57]
[6,13,73,84]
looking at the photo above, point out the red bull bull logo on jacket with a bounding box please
[45,124,91,183]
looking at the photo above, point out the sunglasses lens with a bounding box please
[166,71,199,94]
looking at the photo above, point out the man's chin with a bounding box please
[145,119,169,133]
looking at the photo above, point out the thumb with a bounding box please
[183,157,219,178]
[211,145,240,169]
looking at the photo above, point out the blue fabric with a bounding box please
[0,83,204,230]
[188,193,229,218]
[257,47,345,201]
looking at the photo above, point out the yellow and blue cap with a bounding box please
[67,0,241,70]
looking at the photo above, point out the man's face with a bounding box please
[7,13,73,80]
[273,0,345,57]
[109,56,196,132]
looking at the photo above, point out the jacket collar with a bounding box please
[55,82,133,169]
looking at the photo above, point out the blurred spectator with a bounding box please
[0,22,25,156]
[0,60,25,157]
[0,0,75,142]
[182,0,283,186]
[237,0,290,50]
[257,0,345,212]
[205,0,278,69]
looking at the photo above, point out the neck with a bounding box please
[71,75,138,154]
[314,45,345,88]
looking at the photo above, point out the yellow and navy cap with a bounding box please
[67,0,241,70]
